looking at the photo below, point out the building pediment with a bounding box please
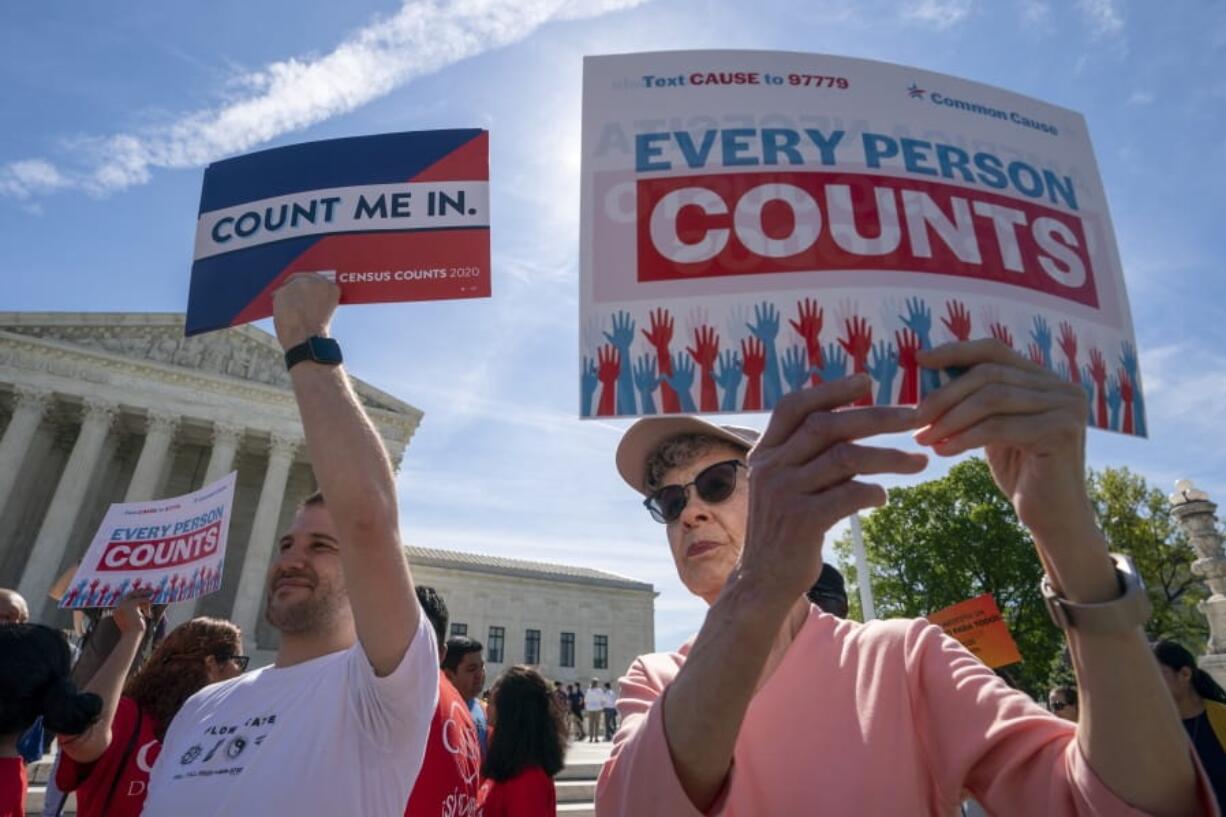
[0,312,416,418]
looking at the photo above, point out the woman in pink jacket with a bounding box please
[597,341,1209,817]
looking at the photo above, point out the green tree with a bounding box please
[833,458,1059,698]
[1088,467,1207,647]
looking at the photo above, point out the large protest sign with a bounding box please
[926,593,1022,669]
[580,51,1144,435]
[188,129,491,336]
[59,473,237,610]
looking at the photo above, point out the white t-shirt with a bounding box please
[141,615,437,817]
[584,687,605,712]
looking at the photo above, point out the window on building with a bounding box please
[450,622,467,638]
[525,628,541,664]
[560,632,575,668]
[488,626,505,663]
[594,634,608,670]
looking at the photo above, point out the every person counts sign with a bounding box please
[187,129,491,335]
[59,472,237,609]
[579,51,1144,435]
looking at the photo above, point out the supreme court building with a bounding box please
[0,313,654,679]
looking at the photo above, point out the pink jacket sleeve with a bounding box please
[595,650,725,817]
[904,619,1217,816]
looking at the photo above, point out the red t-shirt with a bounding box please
[477,766,556,817]
[57,697,161,817]
[404,672,481,817]
[0,758,26,817]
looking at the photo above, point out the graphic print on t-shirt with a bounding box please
[171,713,278,781]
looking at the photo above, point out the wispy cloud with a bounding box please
[0,0,648,200]
[1077,0,1124,38]
[902,0,974,30]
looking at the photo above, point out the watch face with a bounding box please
[306,336,343,364]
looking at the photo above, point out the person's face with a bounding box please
[659,446,750,604]
[1048,694,1078,722]
[0,592,29,624]
[446,650,486,700]
[1159,663,1193,704]
[205,642,247,684]
[264,504,350,635]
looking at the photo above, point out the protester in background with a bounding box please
[602,683,618,740]
[1048,685,1079,723]
[57,591,243,817]
[584,680,604,743]
[805,564,849,618]
[478,666,567,817]
[552,681,569,722]
[597,344,1206,816]
[1154,639,1226,807]
[443,637,489,758]
[406,587,481,817]
[567,684,586,741]
[0,589,29,625]
[0,625,100,817]
[142,275,438,817]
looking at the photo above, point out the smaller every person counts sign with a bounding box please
[59,472,237,609]
[187,129,491,336]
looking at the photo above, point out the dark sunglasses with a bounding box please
[217,653,250,672]
[644,460,745,524]
[1049,700,1070,711]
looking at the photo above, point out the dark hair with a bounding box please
[1154,639,1226,704]
[484,666,568,782]
[1048,685,1077,707]
[442,637,484,672]
[0,624,101,736]
[415,586,448,647]
[806,564,849,618]
[125,617,243,740]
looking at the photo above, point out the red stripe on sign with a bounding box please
[230,229,491,326]
[411,131,489,183]
[97,521,223,571]
[635,171,1098,308]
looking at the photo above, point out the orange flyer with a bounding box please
[926,593,1022,669]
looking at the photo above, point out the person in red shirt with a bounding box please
[478,666,568,817]
[405,586,481,817]
[0,622,100,817]
[57,591,243,817]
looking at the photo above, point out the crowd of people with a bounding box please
[0,274,1220,816]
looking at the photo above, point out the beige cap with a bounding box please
[615,416,760,496]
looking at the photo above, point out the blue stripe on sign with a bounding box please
[185,236,320,336]
[198,129,484,214]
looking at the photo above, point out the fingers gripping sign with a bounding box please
[912,340,1093,537]
[273,272,342,350]
[739,375,927,598]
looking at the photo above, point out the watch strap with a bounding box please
[284,336,342,370]
[1041,553,1151,634]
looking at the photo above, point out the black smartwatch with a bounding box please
[284,336,343,370]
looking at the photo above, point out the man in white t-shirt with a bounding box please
[142,275,438,817]
[584,679,605,743]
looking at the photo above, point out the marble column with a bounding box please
[229,433,299,648]
[18,398,117,616]
[0,386,52,519]
[123,410,180,502]
[203,422,244,484]
[175,422,248,625]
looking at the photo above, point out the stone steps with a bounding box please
[26,754,607,816]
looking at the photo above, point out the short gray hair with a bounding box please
[643,433,750,492]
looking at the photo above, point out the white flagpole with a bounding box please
[850,514,876,620]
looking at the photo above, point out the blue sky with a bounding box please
[3,0,1224,651]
